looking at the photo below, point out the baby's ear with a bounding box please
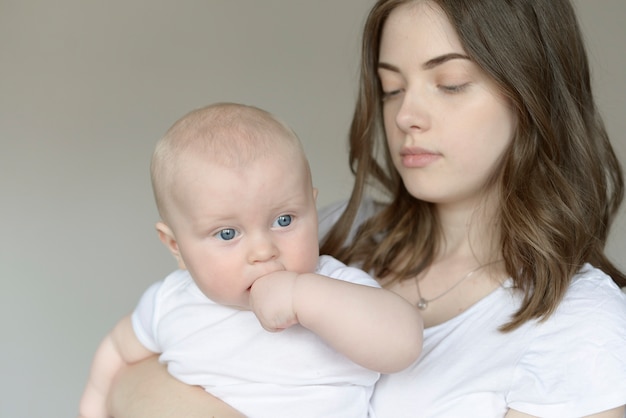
[156,222,186,270]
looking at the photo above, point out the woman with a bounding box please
[109,0,626,416]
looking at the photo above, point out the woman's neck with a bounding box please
[434,195,501,264]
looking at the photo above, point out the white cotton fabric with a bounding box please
[319,200,626,418]
[132,255,380,418]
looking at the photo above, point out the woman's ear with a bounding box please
[313,187,318,201]
[156,222,186,270]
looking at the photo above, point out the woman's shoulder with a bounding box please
[318,200,349,238]
[506,265,626,415]
[318,197,384,241]
[530,263,626,344]
[565,264,626,309]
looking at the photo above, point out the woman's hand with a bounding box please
[107,355,245,418]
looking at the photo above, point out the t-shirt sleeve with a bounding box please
[130,280,164,354]
[507,269,626,417]
[317,255,380,288]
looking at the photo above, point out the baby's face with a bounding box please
[166,151,319,309]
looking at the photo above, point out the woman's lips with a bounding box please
[400,148,441,168]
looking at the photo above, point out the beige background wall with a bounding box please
[1,1,624,416]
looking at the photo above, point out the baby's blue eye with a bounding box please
[218,228,237,241]
[274,215,292,228]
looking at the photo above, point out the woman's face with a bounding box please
[378,1,516,211]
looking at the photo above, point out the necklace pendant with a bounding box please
[417,298,428,310]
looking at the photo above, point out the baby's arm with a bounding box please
[250,271,423,373]
[79,315,154,418]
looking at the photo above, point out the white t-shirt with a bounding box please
[320,200,626,418]
[132,255,380,418]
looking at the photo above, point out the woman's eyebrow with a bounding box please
[378,52,471,72]
[377,62,401,73]
[423,53,470,69]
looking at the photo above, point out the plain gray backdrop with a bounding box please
[1,1,624,416]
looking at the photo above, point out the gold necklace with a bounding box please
[415,260,503,310]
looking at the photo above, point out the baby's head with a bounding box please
[151,103,320,307]
[151,102,310,222]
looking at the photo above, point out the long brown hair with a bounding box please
[320,0,625,331]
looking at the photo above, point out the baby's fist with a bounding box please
[249,271,299,332]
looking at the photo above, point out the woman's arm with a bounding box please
[80,315,154,418]
[108,356,245,418]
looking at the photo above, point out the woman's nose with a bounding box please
[395,88,430,133]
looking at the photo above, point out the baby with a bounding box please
[78,103,423,418]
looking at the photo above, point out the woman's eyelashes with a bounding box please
[381,88,404,101]
[380,81,470,101]
[438,82,470,94]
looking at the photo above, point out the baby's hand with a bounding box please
[249,271,300,332]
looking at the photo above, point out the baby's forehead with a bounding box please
[172,142,313,204]
[181,129,301,166]
[157,104,310,188]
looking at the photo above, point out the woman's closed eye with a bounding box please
[381,88,404,101]
[438,82,470,94]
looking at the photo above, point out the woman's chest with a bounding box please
[371,290,529,417]
[387,275,503,328]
